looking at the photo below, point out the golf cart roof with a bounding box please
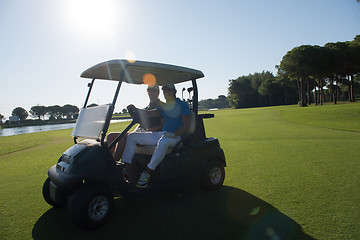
[80,59,204,85]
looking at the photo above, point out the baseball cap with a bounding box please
[162,82,175,90]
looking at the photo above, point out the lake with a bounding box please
[0,119,130,137]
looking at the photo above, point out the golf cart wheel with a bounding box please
[200,160,225,191]
[67,184,114,230]
[42,178,65,208]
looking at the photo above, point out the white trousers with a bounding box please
[121,131,181,170]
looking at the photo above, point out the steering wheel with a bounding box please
[127,105,140,123]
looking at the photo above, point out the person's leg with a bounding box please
[106,132,119,155]
[107,132,129,161]
[113,133,128,161]
[147,135,181,170]
[137,135,180,188]
[121,131,163,166]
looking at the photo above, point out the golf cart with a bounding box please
[42,60,226,230]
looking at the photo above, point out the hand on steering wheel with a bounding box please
[127,104,139,122]
[127,104,136,115]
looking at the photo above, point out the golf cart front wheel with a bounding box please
[67,184,114,230]
[200,160,225,191]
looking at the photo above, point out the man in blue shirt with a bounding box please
[122,82,191,188]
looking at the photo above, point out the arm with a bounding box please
[173,114,191,136]
[127,104,161,118]
[148,118,164,132]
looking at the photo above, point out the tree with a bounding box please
[198,98,214,109]
[61,104,79,119]
[87,103,98,108]
[307,46,330,105]
[47,105,62,120]
[30,105,47,120]
[12,107,28,121]
[346,36,360,102]
[228,76,259,108]
[323,40,360,103]
[228,71,297,108]
[286,45,330,105]
[280,45,321,107]
[325,42,349,104]
[216,95,230,108]
[229,35,359,108]
[199,95,230,109]
[258,79,282,105]
[275,68,299,105]
[279,49,302,106]
[0,113,4,127]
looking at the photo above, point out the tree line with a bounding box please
[10,104,79,122]
[227,35,360,108]
[198,95,230,109]
[278,35,360,107]
[228,71,299,108]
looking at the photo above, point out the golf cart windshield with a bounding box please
[72,104,110,139]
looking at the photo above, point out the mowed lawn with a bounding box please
[0,103,359,240]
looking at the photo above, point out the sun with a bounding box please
[59,0,122,39]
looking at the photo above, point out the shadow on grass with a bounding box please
[32,186,315,240]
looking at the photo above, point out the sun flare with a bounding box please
[125,51,136,63]
[60,0,122,39]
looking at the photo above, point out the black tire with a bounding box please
[42,178,65,208]
[67,184,114,230]
[200,160,225,191]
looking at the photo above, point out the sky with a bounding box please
[0,0,359,119]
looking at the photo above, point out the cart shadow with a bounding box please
[32,186,316,240]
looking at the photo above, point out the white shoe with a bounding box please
[136,171,151,188]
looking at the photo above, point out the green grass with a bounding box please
[281,102,360,132]
[1,103,360,239]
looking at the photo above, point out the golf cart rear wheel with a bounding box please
[42,178,65,208]
[200,160,225,191]
[67,184,114,230]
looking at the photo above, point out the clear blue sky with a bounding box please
[1,0,359,119]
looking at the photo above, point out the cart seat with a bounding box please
[135,112,196,155]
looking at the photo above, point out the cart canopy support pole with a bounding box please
[191,79,198,115]
[100,70,125,145]
[83,78,95,108]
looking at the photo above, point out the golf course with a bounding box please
[1,103,359,240]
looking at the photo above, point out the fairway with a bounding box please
[1,103,359,239]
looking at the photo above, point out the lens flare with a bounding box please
[143,73,157,87]
[162,102,180,118]
[249,206,261,216]
[125,51,136,63]
[226,189,266,224]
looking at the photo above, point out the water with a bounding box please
[0,119,130,137]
